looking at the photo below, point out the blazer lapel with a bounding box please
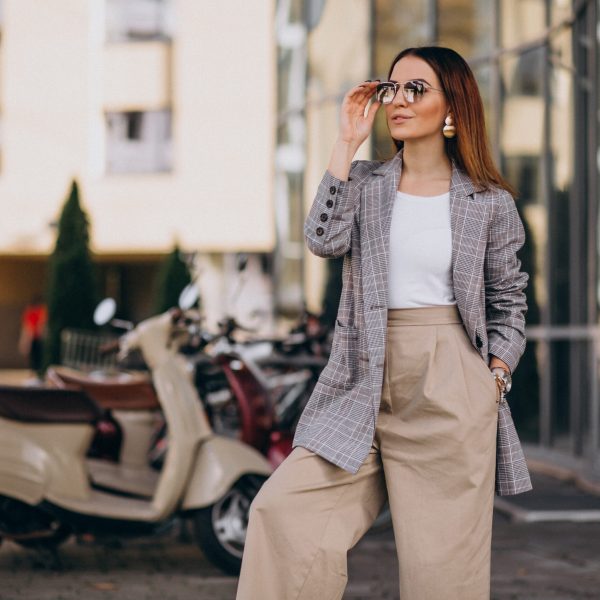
[360,152,401,311]
[449,160,478,278]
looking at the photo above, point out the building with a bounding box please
[1,0,599,480]
[298,0,600,479]
[0,0,276,365]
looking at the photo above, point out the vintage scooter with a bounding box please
[0,294,273,574]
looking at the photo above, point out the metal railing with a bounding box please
[60,329,120,372]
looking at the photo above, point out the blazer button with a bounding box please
[320,213,328,222]
[316,226,324,236]
[329,186,337,195]
[326,199,334,208]
[475,335,483,348]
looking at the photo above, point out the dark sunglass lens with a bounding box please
[375,83,396,103]
[403,81,426,103]
[405,81,425,94]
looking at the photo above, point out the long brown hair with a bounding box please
[387,46,517,197]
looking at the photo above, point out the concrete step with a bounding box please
[495,472,600,522]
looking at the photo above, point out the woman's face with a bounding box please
[385,56,449,143]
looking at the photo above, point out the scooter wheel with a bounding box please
[15,525,72,550]
[0,496,71,550]
[191,474,266,575]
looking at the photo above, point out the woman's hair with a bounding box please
[387,46,517,196]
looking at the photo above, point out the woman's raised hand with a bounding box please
[337,81,381,148]
[327,81,381,181]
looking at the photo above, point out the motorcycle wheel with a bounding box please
[191,473,266,575]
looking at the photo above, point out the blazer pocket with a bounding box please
[319,321,360,390]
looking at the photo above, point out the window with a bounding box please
[106,109,172,174]
[125,111,144,140]
[106,0,173,43]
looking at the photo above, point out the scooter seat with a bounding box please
[47,366,160,411]
[0,385,103,424]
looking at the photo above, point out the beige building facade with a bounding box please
[0,0,276,366]
[0,0,275,254]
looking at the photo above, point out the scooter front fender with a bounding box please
[182,436,272,510]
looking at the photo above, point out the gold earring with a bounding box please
[442,115,456,139]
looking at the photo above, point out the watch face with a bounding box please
[492,368,511,393]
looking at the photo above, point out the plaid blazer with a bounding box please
[293,148,532,496]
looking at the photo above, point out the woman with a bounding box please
[236,46,530,600]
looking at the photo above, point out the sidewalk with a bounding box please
[489,471,600,599]
[0,471,598,599]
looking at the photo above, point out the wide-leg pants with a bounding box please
[236,305,499,600]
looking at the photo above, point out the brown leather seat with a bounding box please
[46,367,160,411]
[0,385,103,424]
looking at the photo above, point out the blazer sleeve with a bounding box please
[304,160,380,259]
[484,190,529,374]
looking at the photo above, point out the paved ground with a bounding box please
[1,473,600,600]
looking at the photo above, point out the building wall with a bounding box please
[303,0,372,314]
[0,259,47,368]
[0,1,278,366]
[367,0,599,472]
[0,0,276,255]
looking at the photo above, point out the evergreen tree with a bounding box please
[153,246,193,314]
[43,180,98,370]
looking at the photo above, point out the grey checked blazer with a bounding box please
[293,147,532,496]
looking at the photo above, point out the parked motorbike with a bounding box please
[212,316,324,457]
[0,303,272,574]
[205,316,393,532]
[46,365,163,487]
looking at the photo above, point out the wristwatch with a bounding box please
[491,367,512,402]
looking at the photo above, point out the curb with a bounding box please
[525,456,600,497]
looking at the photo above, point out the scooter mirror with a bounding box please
[94,297,117,326]
[178,283,199,311]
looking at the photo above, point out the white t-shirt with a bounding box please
[387,190,457,308]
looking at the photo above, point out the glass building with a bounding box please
[293,0,600,477]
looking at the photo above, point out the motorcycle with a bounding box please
[212,317,325,457]
[0,301,272,574]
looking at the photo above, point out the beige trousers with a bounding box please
[236,305,498,600]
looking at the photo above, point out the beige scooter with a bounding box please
[0,300,272,574]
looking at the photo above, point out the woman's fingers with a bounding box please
[365,95,381,123]
[338,81,381,145]
[345,82,379,114]
[349,80,379,99]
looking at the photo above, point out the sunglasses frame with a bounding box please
[375,79,444,104]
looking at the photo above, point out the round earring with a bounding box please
[442,115,456,139]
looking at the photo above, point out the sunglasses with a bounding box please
[375,79,444,104]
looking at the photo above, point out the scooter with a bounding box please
[0,300,273,575]
[46,365,162,481]
[146,311,326,471]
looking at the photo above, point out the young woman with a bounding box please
[236,46,530,600]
